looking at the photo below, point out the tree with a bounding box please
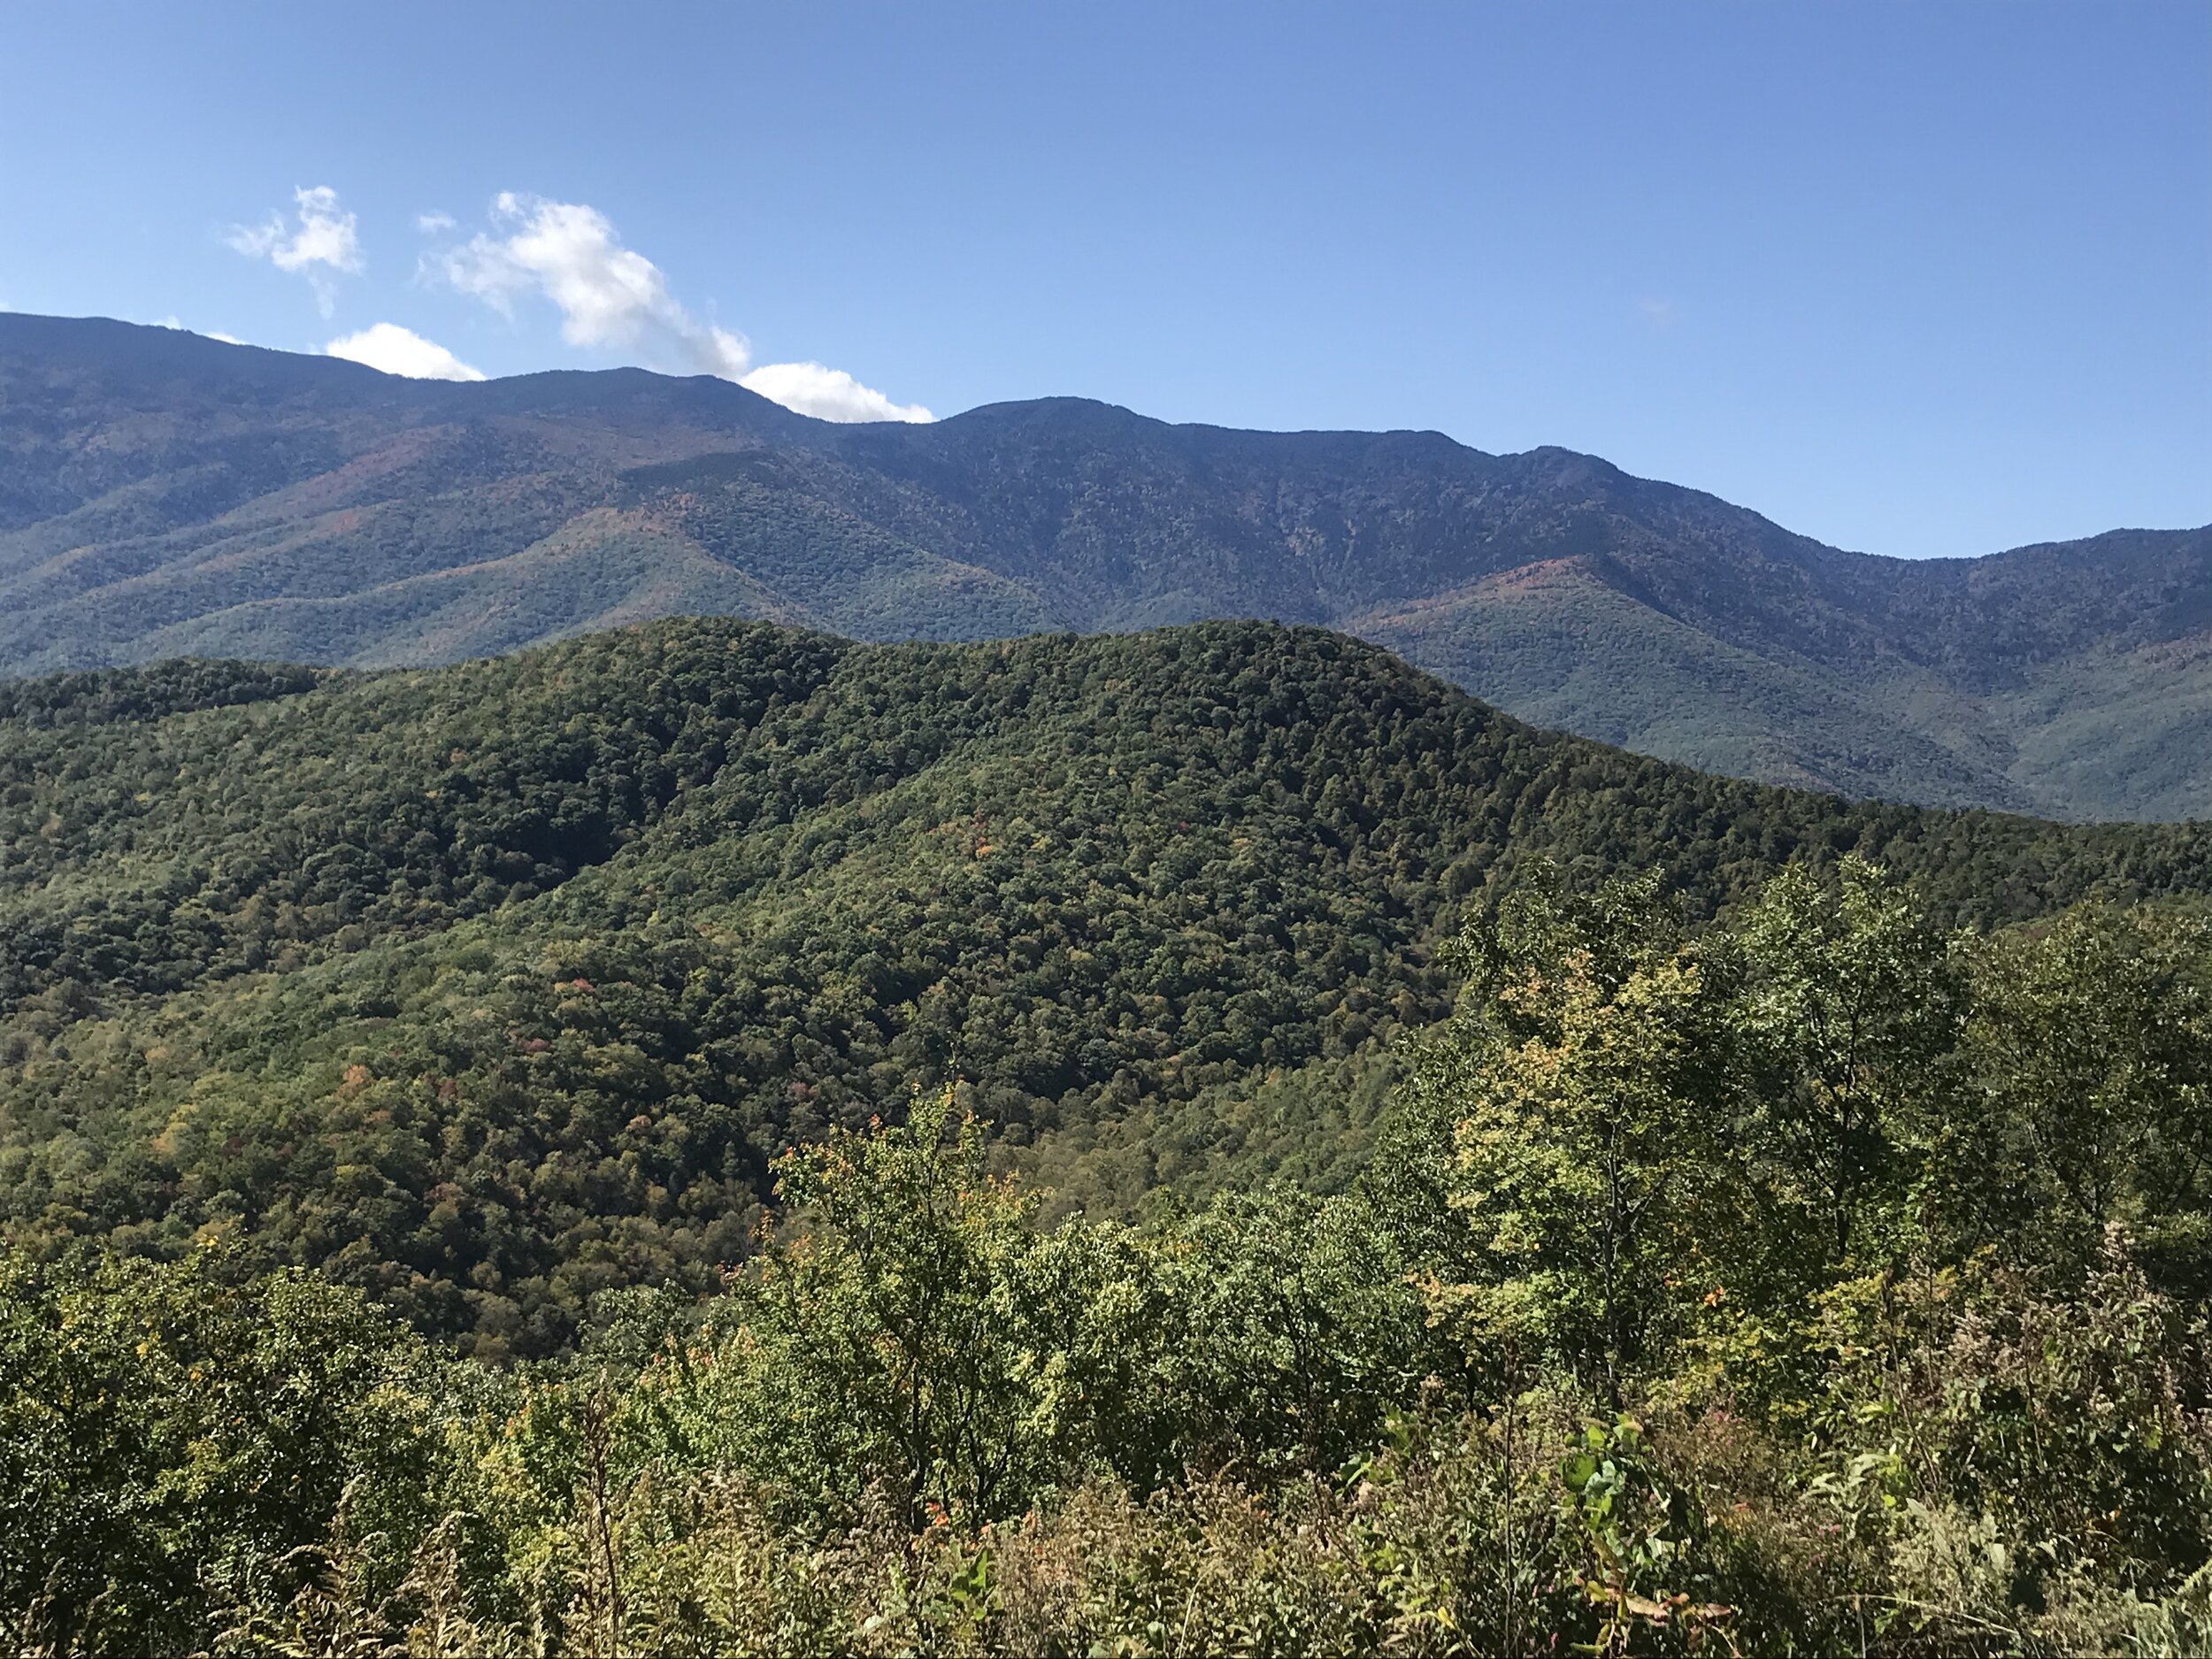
[1162,1186,1431,1478]
[0,1248,436,1655]
[675,1087,1059,1525]
[1948,902,2212,1286]
[1726,856,1955,1271]
[1412,872,1723,1404]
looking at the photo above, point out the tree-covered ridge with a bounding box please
[0,657,326,727]
[0,626,843,1004]
[5,311,2210,818]
[6,864,2211,1655]
[4,618,2212,1362]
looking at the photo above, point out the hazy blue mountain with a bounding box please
[4,311,2205,818]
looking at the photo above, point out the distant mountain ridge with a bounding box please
[3,311,2206,819]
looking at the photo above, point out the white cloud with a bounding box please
[228,186,364,315]
[416,210,457,234]
[150,315,249,345]
[740,360,933,424]
[1636,296,1678,331]
[326,322,485,381]
[441,193,749,377]
[436,192,929,421]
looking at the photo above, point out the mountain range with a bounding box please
[3,311,2205,820]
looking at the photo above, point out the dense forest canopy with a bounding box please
[6,857,2211,1655]
[6,618,2212,1363]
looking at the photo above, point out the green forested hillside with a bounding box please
[4,313,2208,818]
[9,862,2212,1656]
[5,618,2211,1360]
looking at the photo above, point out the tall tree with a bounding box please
[680,1087,1054,1525]
[1413,872,1723,1404]
[1949,902,2212,1286]
[1726,856,1955,1271]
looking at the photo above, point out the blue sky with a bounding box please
[1,1,2204,557]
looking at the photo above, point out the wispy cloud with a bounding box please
[415,210,457,234]
[228,186,364,316]
[326,321,484,381]
[1636,296,1678,332]
[433,192,929,421]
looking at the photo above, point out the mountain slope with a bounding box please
[5,618,2212,1354]
[4,312,2207,818]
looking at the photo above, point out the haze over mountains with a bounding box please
[4,311,2205,820]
